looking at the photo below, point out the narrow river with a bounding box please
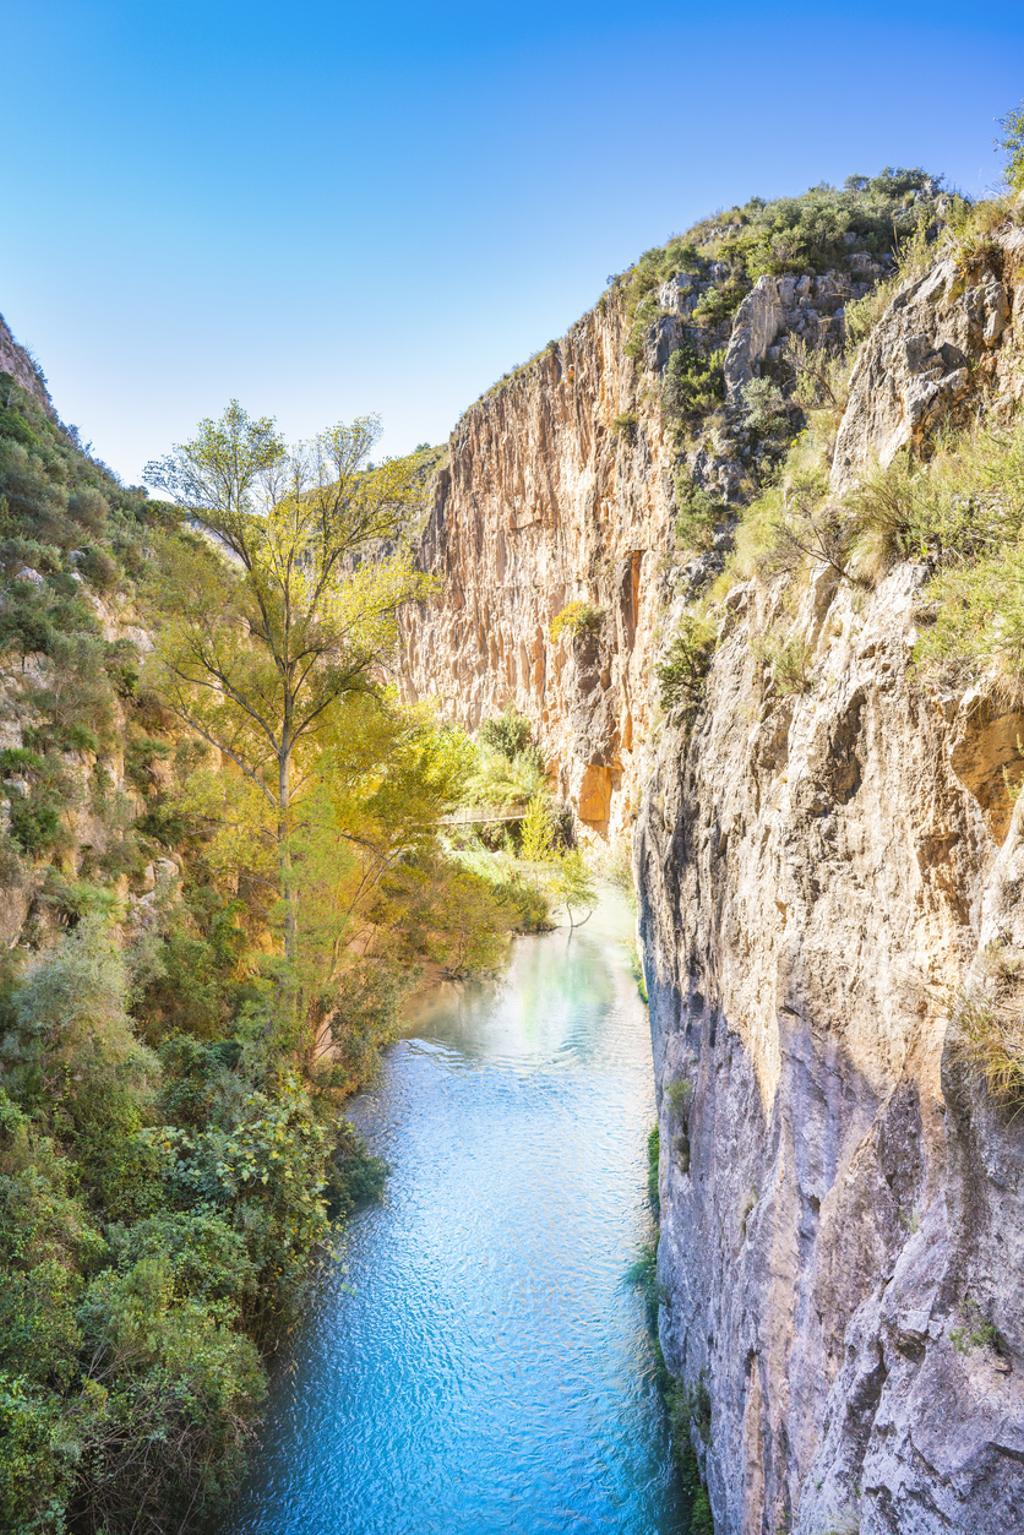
[224,896,683,1534]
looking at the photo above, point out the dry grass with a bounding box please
[952,946,1024,1106]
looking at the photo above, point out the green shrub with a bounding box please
[674,480,726,553]
[66,486,109,533]
[478,707,534,760]
[105,637,140,698]
[663,345,725,425]
[59,721,99,753]
[647,1124,660,1212]
[74,1257,266,1530]
[758,633,814,696]
[1001,102,1024,193]
[498,865,553,931]
[550,600,603,643]
[107,1211,257,1305]
[326,1121,388,1217]
[949,1296,1002,1355]
[690,274,746,328]
[626,1242,660,1312]
[0,1376,77,1535]
[38,873,122,923]
[657,612,717,713]
[77,544,120,590]
[629,941,648,1003]
[468,740,545,809]
[125,734,172,792]
[665,1077,692,1117]
[741,377,789,442]
[519,791,557,862]
[664,1375,715,1532]
[612,411,638,443]
[7,798,62,858]
[0,748,44,777]
[0,588,57,660]
[690,1487,714,1535]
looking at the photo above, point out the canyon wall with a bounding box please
[403,215,1024,1531]
[638,234,1024,1535]
[400,299,676,836]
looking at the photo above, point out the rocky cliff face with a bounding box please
[400,249,886,836]
[637,229,1024,1534]
[400,299,677,835]
[404,198,1024,1531]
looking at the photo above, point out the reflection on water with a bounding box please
[223,897,682,1535]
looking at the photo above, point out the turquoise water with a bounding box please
[223,900,682,1534]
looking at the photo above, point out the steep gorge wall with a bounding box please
[400,297,676,835]
[639,237,1024,1534]
[404,223,1024,1531]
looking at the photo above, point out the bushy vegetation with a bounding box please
[673,480,727,555]
[662,346,726,426]
[451,708,598,933]
[612,169,942,360]
[647,1124,660,1213]
[716,408,1024,701]
[657,612,718,714]
[549,600,603,644]
[1001,102,1024,195]
[0,381,528,1531]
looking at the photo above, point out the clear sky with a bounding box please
[4,0,1023,484]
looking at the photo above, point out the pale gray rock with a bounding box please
[831,242,1016,493]
[638,556,1024,1533]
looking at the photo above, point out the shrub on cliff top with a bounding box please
[612,169,942,356]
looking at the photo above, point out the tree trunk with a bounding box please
[278,746,299,1028]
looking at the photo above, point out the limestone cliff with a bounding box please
[403,188,1024,1532]
[399,299,676,835]
[638,226,1024,1534]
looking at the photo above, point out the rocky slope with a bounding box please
[0,315,181,954]
[403,190,1024,1532]
[0,313,54,416]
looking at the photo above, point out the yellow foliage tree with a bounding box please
[145,403,431,1021]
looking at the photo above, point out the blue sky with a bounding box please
[4,1,1023,483]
